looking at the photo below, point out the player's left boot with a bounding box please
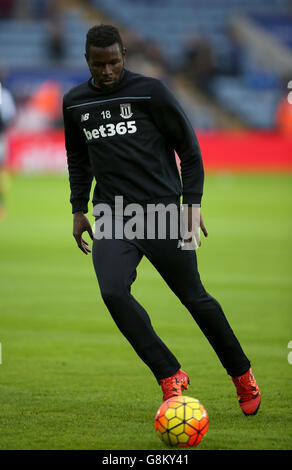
[232,367,261,416]
[159,369,190,402]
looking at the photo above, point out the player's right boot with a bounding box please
[159,369,190,402]
[232,367,261,416]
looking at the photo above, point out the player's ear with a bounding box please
[122,47,127,59]
[84,52,88,63]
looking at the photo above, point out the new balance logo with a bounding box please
[81,113,89,121]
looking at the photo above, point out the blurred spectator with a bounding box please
[182,35,216,96]
[275,96,292,135]
[274,77,292,135]
[0,82,16,219]
[124,32,166,80]
[15,80,62,131]
[47,0,65,63]
[224,25,243,77]
[144,40,166,67]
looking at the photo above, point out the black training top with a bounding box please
[62,69,204,214]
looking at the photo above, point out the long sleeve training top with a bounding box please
[63,69,204,214]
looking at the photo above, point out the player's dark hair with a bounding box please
[86,24,124,58]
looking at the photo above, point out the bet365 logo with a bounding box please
[83,121,137,141]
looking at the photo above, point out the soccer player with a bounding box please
[63,25,261,416]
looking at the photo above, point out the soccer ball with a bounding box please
[154,396,209,448]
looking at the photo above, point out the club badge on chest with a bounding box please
[120,103,133,119]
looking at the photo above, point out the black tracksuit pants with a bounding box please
[92,213,250,382]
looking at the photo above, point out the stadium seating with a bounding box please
[1,0,291,129]
[90,0,290,68]
[0,9,89,66]
[90,0,291,128]
[0,7,217,128]
[250,14,292,49]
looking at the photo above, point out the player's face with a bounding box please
[86,43,126,90]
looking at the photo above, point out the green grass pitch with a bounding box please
[0,172,291,450]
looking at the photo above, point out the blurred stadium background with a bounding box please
[0,0,292,175]
[0,0,292,451]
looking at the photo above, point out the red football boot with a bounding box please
[159,369,190,402]
[232,367,261,416]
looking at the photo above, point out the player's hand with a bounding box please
[73,211,94,255]
[199,211,208,245]
[183,206,208,248]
